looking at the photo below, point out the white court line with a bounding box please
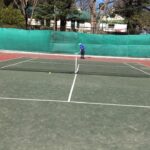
[67,74,78,102]
[0,56,24,63]
[0,96,150,109]
[71,101,150,109]
[0,97,67,103]
[124,63,150,76]
[67,71,79,102]
[0,58,33,69]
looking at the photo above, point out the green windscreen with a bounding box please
[0,28,150,57]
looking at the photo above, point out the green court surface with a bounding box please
[0,58,150,150]
[72,75,150,105]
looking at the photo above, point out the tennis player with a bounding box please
[79,43,85,59]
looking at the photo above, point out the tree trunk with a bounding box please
[60,17,66,31]
[90,0,96,34]
[25,9,28,30]
[91,12,96,33]
[71,20,76,31]
[54,19,57,31]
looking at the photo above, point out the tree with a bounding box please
[76,0,97,33]
[75,0,90,10]
[113,0,150,33]
[34,0,55,28]
[13,0,38,29]
[0,0,4,8]
[3,0,39,29]
[3,0,12,6]
[0,6,24,27]
[35,0,78,31]
[89,0,96,33]
[54,0,76,31]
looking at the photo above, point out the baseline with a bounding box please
[0,96,150,109]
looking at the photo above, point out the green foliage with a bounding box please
[35,0,78,19]
[0,0,4,8]
[34,2,54,19]
[55,0,79,30]
[54,0,74,17]
[34,0,79,30]
[0,6,25,28]
[114,0,150,33]
[132,11,150,28]
[102,20,126,24]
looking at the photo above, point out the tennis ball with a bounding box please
[48,72,51,74]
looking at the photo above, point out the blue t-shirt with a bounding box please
[80,44,85,52]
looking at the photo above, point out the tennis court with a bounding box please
[0,52,150,150]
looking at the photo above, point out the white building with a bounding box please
[50,20,90,32]
[100,15,127,33]
[100,23,127,33]
[28,18,41,26]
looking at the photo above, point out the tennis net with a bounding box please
[75,58,150,78]
[0,56,150,78]
[0,57,79,74]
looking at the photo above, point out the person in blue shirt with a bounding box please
[79,43,85,59]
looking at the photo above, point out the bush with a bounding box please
[0,6,25,28]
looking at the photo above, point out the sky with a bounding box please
[96,0,104,5]
[96,0,104,9]
[96,0,113,9]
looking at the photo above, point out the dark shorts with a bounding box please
[80,49,85,55]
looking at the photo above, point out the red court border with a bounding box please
[0,51,150,67]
